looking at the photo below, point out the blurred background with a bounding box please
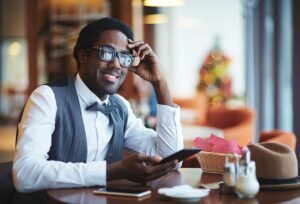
[0,0,300,171]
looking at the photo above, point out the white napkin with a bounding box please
[158,185,210,199]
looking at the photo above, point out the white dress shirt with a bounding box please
[13,74,183,192]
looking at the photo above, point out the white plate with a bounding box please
[164,192,208,202]
[158,185,210,202]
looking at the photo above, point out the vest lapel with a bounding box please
[105,111,125,164]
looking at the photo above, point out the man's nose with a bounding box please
[109,56,121,68]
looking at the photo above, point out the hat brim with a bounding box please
[260,177,300,190]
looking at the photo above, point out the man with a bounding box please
[13,18,183,192]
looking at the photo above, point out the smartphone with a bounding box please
[159,148,201,164]
[93,187,151,198]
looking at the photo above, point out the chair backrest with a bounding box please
[204,107,256,147]
[0,161,14,200]
[259,130,297,150]
[205,107,255,128]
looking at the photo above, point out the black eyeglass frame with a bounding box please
[86,44,135,68]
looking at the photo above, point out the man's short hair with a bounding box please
[73,17,134,69]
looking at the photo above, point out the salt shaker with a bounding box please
[223,156,236,187]
[234,153,239,181]
[235,148,259,198]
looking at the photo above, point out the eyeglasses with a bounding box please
[87,45,135,68]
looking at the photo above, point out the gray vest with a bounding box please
[17,75,128,164]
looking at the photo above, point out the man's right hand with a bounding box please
[107,153,178,184]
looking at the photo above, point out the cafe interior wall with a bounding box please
[0,0,110,121]
[0,0,28,119]
[154,0,245,99]
[0,0,244,121]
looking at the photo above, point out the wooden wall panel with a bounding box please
[110,0,138,100]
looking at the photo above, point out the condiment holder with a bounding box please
[222,147,260,198]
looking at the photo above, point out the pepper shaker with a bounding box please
[224,156,236,187]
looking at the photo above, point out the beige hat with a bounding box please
[248,142,300,190]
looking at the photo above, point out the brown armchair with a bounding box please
[173,94,256,147]
[203,107,255,147]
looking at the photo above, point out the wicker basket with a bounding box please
[196,151,241,174]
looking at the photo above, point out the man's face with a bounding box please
[78,30,129,100]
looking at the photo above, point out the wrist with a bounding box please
[107,162,124,181]
[151,78,173,106]
[151,77,166,88]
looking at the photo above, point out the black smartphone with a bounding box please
[159,148,201,164]
[93,187,151,197]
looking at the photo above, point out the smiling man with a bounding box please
[13,18,183,192]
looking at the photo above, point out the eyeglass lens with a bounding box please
[99,45,133,68]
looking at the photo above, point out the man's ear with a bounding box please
[78,50,87,63]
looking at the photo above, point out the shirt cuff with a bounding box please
[156,104,180,125]
[83,161,107,186]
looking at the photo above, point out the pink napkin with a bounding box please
[194,134,243,155]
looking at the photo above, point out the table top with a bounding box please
[47,168,300,204]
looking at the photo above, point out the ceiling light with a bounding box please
[144,14,168,24]
[144,0,184,7]
[9,42,21,56]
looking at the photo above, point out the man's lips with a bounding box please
[103,73,120,83]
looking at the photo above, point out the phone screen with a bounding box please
[93,187,151,197]
[159,148,201,164]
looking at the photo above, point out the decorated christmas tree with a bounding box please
[197,38,233,107]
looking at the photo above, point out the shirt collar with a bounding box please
[75,73,109,106]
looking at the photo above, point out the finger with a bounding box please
[137,154,162,164]
[134,155,164,172]
[134,43,150,56]
[142,156,162,166]
[131,48,138,57]
[131,154,157,164]
[145,161,178,180]
[155,160,178,171]
[153,156,162,163]
[145,168,171,181]
[144,160,178,176]
[140,49,151,60]
[128,40,145,48]
[129,42,152,57]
